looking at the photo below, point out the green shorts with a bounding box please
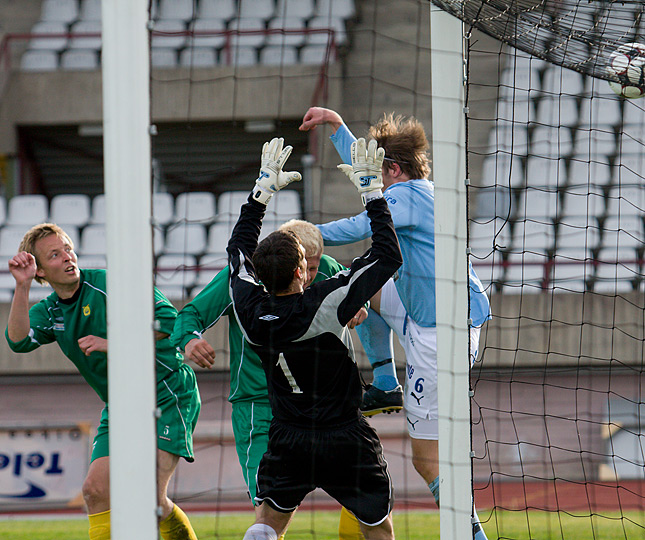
[91,363,201,462]
[231,400,272,503]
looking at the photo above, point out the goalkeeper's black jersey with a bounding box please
[227,195,402,429]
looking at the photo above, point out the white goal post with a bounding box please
[430,6,473,539]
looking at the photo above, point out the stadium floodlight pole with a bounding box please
[102,0,157,539]
[430,5,472,539]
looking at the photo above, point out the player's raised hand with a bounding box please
[252,137,302,205]
[8,252,37,286]
[337,138,385,205]
[299,107,343,132]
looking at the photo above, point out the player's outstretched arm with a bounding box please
[7,252,36,343]
[299,106,344,133]
[184,338,216,369]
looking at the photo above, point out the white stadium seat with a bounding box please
[164,223,207,255]
[7,195,48,226]
[306,16,347,46]
[216,191,247,224]
[79,225,107,255]
[266,17,307,48]
[153,192,175,226]
[276,0,315,20]
[157,0,195,22]
[151,48,178,68]
[267,190,301,220]
[229,18,267,48]
[69,20,102,50]
[155,254,198,288]
[20,50,58,71]
[151,19,188,49]
[260,45,298,66]
[299,44,329,65]
[198,0,236,21]
[0,197,6,226]
[76,255,107,270]
[175,192,216,223]
[0,227,31,257]
[179,47,218,67]
[28,21,68,51]
[238,0,275,21]
[90,194,105,224]
[61,49,99,70]
[207,222,233,256]
[189,18,226,49]
[41,0,79,23]
[79,0,102,21]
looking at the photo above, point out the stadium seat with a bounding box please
[158,0,195,22]
[20,50,58,71]
[198,0,236,21]
[472,185,512,220]
[266,17,307,48]
[156,285,187,301]
[541,65,585,96]
[189,18,226,48]
[151,48,178,68]
[206,222,233,256]
[40,0,79,23]
[76,254,107,270]
[306,16,347,46]
[153,192,175,226]
[479,155,523,188]
[151,19,188,49]
[61,49,99,70]
[260,45,298,66]
[229,18,267,48]
[238,0,275,21]
[79,225,107,255]
[500,65,540,92]
[50,194,91,227]
[155,254,198,288]
[601,216,644,251]
[572,128,616,157]
[510,219,556,254]
[497,95,535,124]
[593,257,639,293]
[175,192,216,223]
[488,121,529,156]
[28,21,68,51]
[195,253,227,286]
[0,257,15,289]
[613,154,645,185]
[0,289,13,303]
[222,45,257,66]
[0,227,31,257]
[555,215,599,256]
[79,0,102,21]
[578,94,621,128]
[299,44,330,65]
[567,157,611,187]
[605,184,645,217]
[164,223,207,255]
[515,187,559,221]
[561,184,605,219]
[536,95,579,127]
[267,190,301,220]
[316,0,356,19]
[618,128,645,155]
[216,191,247,225]
[69,20,102,50]
[90,194,105,224]
[276,0,315,19]
[61,225,81,252]
[179,47,218,67]
[524,157,566,189]
[530,126,573,158]
[7,195,48,226]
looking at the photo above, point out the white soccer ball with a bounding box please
[606,42,645,99]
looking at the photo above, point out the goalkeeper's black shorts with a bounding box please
[255,416,394,526]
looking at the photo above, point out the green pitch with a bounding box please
[0,510,642,539]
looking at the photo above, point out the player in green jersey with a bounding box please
[6,223,201,540]
[171,219,366,513]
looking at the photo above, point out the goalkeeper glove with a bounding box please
[252,137,302,205]
[337,138,385,205]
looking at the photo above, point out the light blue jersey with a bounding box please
[318,124,491,328]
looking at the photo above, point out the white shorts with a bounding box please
[379,279,482,440]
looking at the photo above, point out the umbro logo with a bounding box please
[259,314,279,321]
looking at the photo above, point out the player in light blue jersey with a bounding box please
[300,107,491,540]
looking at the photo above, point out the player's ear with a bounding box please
[35,266,46,279]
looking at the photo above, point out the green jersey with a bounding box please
[171,254,347,404]
[6,269,185,404]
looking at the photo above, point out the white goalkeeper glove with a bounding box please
[252,137,302,205]
[337,138,385,205]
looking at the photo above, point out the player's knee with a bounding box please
[82,474,109,510]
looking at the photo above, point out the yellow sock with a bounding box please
[159,504,198,540]
[339,506,364,540]
[88,509,111,540]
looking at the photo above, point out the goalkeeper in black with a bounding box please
[228,137,402,540]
